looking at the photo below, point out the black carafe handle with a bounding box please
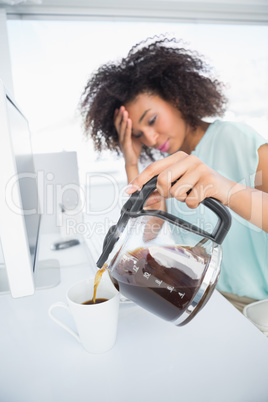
[97,176,232,268]
[125,176,232,244]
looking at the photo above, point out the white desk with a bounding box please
[1,239,268,402]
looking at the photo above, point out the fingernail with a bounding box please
[125,184,141,194]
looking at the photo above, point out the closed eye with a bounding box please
[132,131,143,139]
[149,115,157,125]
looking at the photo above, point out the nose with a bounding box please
[143,129,159,147]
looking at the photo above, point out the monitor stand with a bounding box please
[34,259,61,289]
[0,259,60,295]
[0,266,10,294]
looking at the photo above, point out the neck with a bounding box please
[181,121,210,154]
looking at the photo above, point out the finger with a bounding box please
[143,191,162,206]
[114,106,126,135]
[131,134,142,154]
[120,119,133,154]
[185,179,216,209]
[126,118,132,140]
[114,106,122,123]
[114,111,122,134]
[155,156,195,198]
[184,186,202,209]
[157,154,202,198]
[118,110,129,143]
[168,170,198,202]
[126,151,188,194]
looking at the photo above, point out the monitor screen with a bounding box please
[0,80,61,297]
[0,80,41,297]
[6,94,41,265]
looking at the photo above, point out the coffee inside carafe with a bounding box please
[110,244,211,322]
[96,177,231,326]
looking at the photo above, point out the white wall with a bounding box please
[0,9,13,95]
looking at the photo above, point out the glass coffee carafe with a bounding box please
[97,176,231,326]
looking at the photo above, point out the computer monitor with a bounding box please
[0,79,60,298]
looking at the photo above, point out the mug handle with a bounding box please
[48,302,81,343]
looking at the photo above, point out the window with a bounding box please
[7,19,268,184]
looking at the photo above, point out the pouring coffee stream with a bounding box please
[92,266,107,303]
[94,176,232,325]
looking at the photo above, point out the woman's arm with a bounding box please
[228,143,268,232]
[114,106,141,183]
[126,146,268,233]
[114,105,166,214]
[227,182,268,232]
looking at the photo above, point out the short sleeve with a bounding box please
[193,120,267,187]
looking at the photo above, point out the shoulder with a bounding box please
[208,120,266,147]
[196,120,267,184]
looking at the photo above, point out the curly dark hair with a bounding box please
[79,36,227,160]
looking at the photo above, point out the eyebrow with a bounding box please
[139,109,151,123]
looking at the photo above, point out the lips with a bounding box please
[157,140,169,153]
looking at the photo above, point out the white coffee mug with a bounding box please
[48,275,120,353]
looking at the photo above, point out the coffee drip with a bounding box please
[82,266,107,305]
[92,266,107,303]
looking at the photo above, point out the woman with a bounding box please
[80,36,268,313]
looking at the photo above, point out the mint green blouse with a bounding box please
[166,120,268,300]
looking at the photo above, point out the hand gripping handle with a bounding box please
[123,176,232,244]
[97,176,232,268]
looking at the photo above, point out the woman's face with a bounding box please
[125,93,188,154]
